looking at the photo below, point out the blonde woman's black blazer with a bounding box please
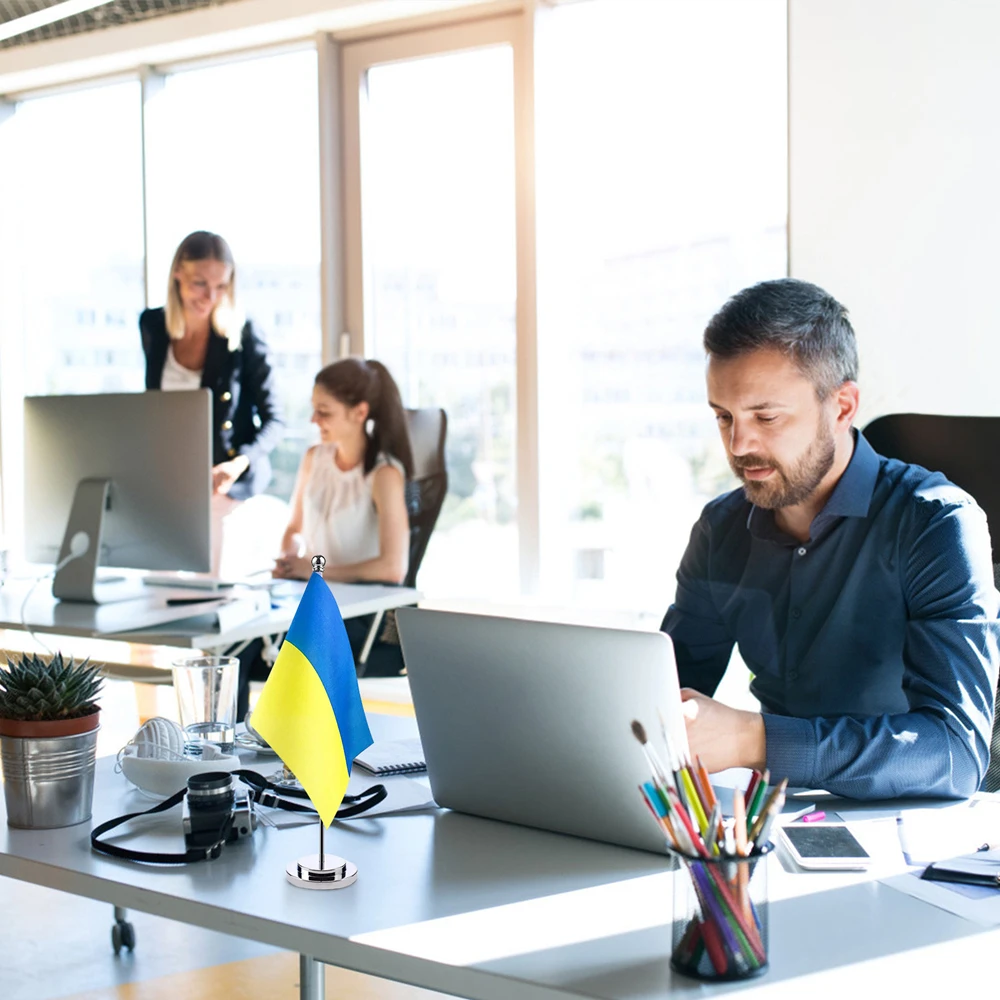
[139,307,284,500]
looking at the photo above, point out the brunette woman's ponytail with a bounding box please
[364,360,414,477]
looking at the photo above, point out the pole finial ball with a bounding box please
[311,555,326,575]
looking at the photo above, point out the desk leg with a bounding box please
[356,608,384,675]
[299,954,325,999]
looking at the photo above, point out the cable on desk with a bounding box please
[19,543,89,656]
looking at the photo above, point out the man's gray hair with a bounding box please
[703,278,858,398]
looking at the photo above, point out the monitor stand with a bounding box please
[52,479,144,604]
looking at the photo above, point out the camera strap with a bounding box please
[90,769,388,865]
[235,769,387,819]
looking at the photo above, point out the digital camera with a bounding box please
[182,771,256,855]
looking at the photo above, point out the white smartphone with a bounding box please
[778,822,873,870]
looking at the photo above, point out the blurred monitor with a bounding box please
[24,391,212,603]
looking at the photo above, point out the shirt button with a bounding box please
[797,547,807,556]
[791,607,802,619]
[222,420,233,431]
[227,448,236,458]
[221,391,232,402]
[789,668,799,680]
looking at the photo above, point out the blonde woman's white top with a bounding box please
[160,345,202,391]
[301,444,405,567]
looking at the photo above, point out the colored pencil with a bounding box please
[696,756,718,812]
[748,778,788,844]
[680,766,709,833]
[732,788,753,925]
[745,769,770,834]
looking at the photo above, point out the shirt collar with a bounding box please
[817,428,879,521]
[747,428,880,542]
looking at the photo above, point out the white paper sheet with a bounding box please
[895,798,1000,865]
[877,796,1000,923]
[881,869,1000,925]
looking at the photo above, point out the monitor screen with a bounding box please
[23,391,212,579]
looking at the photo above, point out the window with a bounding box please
[0,82,145,398]
[144,48,322,501]
[535,0,788,617]
[353,43,519,599]
[0,81,145,551]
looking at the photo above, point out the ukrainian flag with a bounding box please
[250,574,373,826]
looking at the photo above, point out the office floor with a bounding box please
[2,875,445,1000]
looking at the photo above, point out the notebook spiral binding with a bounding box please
[368,761,426,776]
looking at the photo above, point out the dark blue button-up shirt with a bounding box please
[661,430,1000,799]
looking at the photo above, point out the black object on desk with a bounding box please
[165,596,228,606]
[921,847,1000,888]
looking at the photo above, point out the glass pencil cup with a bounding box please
[668,843,772,982]
[171,655,239,756]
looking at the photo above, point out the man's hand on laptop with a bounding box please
[680,689,766,773]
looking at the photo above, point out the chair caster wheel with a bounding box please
[112,919,135,954]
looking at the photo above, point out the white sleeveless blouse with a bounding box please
[301,444,404,567]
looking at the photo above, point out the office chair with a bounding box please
[355,407,448,676]
[403,407,449,589]
[863,413,1000,792]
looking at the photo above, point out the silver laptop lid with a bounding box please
[396,608,689,854]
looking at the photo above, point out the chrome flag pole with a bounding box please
[256,553,361,890]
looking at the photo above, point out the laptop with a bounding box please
[395,608,689,854]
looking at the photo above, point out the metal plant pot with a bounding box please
[0,713,100,829]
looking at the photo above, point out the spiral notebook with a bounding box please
[354,737,427,776]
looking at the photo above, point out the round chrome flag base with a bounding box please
[285,854,358,890]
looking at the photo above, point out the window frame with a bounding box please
[340,12,540,593]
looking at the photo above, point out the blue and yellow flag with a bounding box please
[250,574,373,826]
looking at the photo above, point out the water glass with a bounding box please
[171,655,238,756]
[669,844,771,981]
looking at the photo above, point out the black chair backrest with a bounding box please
[863,413,1000,562]
[864,412,1000,791]
[403,408,448,589]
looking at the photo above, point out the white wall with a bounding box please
[789,0,1000,422]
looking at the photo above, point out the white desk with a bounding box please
[0,578,419,659]
[0,713,994,1000]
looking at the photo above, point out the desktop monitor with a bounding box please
[23,391,212,603]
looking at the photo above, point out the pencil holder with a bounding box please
[668,843,772,982]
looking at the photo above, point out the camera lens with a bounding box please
[187,771,233,793]
[186,771,235,811]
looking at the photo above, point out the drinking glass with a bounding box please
[171,655,238,755]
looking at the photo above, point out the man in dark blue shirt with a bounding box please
[661,279,999,799]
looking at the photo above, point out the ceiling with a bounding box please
[0,0,246,50]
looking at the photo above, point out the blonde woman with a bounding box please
[140,231,282,497]
[140,231,284,575]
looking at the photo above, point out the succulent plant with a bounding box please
[0,653,103,722]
